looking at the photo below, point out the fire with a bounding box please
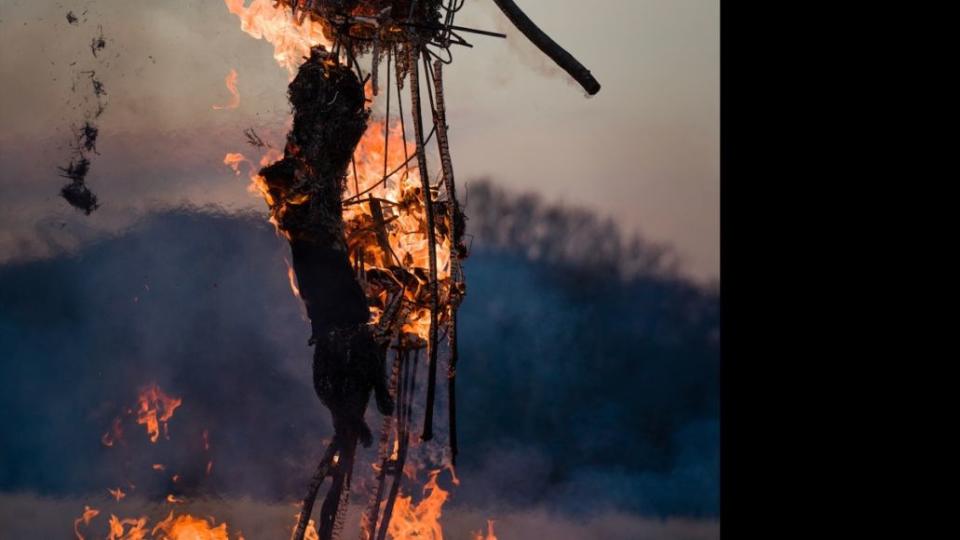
[220,4,463,539]
[285,258,300,297]
[74,505,100,540]
[78,386,243,540]
[136,383,183,443]
[223,0,332,76]
[221,0,456,343]
[228,116,455,342]
[212,68,241,110]
[387,470,450,540]
[471,521,498,540]
[102,416,124,447]
[291,515,320,540]
[107,514,149,540]
[152,512,230,540]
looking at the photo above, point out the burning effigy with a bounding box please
[224,2,599,539]
[64,1,599,539]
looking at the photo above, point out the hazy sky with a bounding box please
[0,0,718,281]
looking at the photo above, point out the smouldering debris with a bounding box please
[59,178,100,215]
[57,25,111,215]
[57,155,91,184]
[244,127,268,149]
[90,25,106,57]
[80,121,99,154]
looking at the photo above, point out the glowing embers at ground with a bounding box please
[75,384,240,540]
[152,511,230,540]
[75,505,101,539]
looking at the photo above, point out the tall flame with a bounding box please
[387,470,450,540]
[223,0,332,76]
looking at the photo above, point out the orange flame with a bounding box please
[223,0,332,76]
[107,514,149,540]
[136,383,182,443]
[221,0,455,342]
[285,258,300,297]
[387,470,450,540]
[220,5,461,538]
[471,521,498,540]
[290,514,320,540]
[212,68,241,110]
[74,505,100,540]
[152,511,229,540]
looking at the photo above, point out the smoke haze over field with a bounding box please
[0,185,718,537]
[0,184,719,538]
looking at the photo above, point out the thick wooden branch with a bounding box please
[490,0,601,95]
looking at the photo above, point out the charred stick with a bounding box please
[398,21,506,40]
[369,198,398,264]
[375,350,418,540]
[428,58,464,463]
[448,311,459,464]
[362,351,402,540]
[407,44,440,442]
[320,437,357,540]
[489,0,601,95]
[293,441,339,540]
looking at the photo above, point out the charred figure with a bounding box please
[257,46,393,537]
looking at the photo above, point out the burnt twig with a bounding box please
[489,0,601,95]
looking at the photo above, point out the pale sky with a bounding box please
[0,0,718,281]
